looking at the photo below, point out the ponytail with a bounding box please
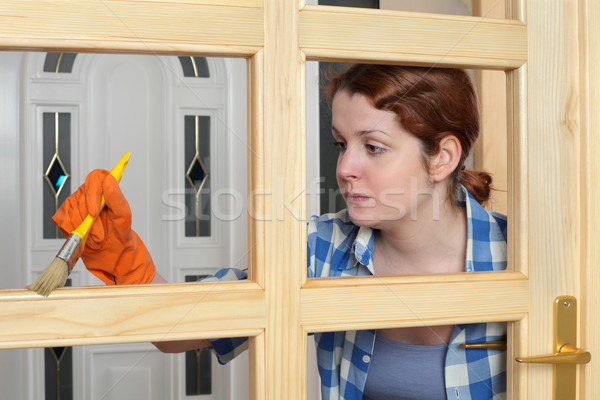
[458,169,493,206]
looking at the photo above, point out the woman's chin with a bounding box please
[347,209,405,228]
[347,209,380,227]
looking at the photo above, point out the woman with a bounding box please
[53,64,507,399]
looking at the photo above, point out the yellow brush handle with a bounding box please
[71,152,130,246]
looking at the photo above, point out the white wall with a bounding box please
[0,51,28,400]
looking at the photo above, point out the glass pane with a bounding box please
[43,112,71,239]
[308,62,508,278]
[309,322,507,399]
[184,115,211,237]
[43,53,78,73]
[178,56,210,78]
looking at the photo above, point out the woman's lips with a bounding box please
[346,193,371,203]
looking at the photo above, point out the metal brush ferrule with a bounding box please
[56,234,83,273]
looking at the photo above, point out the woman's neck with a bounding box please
[373,197,467,276]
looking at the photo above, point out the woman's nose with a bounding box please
[337,146,361,181]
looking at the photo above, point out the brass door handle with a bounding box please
[516,343,591,364]
[515,296,591,399]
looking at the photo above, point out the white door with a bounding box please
[17,52,249,400]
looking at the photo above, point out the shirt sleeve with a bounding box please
[197,268,250,365]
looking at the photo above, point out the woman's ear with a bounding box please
[429,135,462,182]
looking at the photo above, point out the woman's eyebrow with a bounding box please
[357,129,391,137]
[332,126,390,137]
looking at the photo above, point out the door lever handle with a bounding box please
[516,343,591,364]
[514,296,591,399]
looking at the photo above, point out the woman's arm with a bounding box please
[150,272,168,284]
[153,339,212,353]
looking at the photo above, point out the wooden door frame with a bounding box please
[0,1,597,398]
[580,1,600,397]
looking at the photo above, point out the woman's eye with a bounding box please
[332,140,347,151]
[366,144,384,154]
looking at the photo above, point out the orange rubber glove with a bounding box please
[52,169,156,285]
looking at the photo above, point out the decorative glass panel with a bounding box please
[184,275,212,395]
[43,53,77,73]
[178,56,210,78]
[45,280,73,400]
[43,112,71,239]
[184,115,211,237]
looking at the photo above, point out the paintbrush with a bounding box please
[27,152,131,296]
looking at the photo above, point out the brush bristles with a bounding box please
[26,257,69,297]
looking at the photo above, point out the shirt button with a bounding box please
[455,388,459,398]
[362,355,371,363]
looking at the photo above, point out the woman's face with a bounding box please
[332,90,435,228]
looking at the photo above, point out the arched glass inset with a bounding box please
[178,56,210,78]
[43,53,78,73]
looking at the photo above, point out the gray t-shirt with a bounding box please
[362,334,447,400]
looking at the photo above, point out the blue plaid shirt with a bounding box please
[210,186,508,400]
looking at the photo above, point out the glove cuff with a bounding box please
[114,231,156,285]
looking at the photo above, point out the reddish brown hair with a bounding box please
[326,64,492,206]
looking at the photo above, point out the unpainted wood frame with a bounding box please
[0,1,530,398]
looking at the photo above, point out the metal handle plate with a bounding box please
[515,296,591,399]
